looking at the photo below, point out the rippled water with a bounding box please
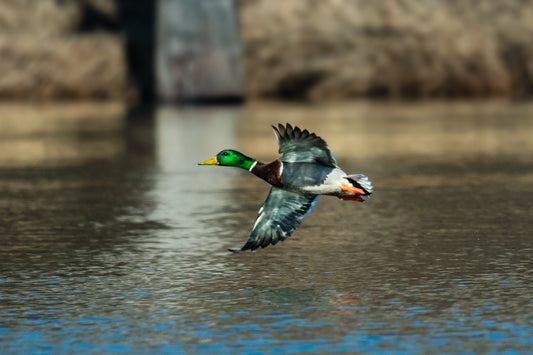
[1,101,532,354]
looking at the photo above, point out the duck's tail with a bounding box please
[345,174,373,196]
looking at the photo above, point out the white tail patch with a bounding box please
[345,174,373,194]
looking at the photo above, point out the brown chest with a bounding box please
[251,160,283,187]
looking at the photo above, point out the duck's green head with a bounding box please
[198,150,255,170]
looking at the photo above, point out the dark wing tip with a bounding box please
[275,123,303,139]
[285,123,293,136]
[228,239,257,253]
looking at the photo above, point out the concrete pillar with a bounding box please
[156,0,243,103]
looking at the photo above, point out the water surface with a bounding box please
[1,101,532,354]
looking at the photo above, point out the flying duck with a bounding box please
[199,123,373,252]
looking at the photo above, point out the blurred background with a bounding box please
[2,0,533,103]
[1,1,533,353]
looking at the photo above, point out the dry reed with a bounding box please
[240,0,533,99]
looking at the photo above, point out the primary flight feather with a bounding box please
[199,123,373,252]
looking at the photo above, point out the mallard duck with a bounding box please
[199,123,373,252]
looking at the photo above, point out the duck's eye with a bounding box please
[222,152,229,156]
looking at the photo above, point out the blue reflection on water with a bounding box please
[2,281,533,354]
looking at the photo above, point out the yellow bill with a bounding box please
[198,156,219,165]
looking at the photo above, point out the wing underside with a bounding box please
[229,187,319,252]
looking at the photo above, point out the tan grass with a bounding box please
[0,0,131,101]
[240,0,533,99]
[0,34,130,100]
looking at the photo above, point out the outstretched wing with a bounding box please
[272,123,338,168]
[229,187,319,252]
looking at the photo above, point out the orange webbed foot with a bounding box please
[338,195,364,202]
[340,182,366,195]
